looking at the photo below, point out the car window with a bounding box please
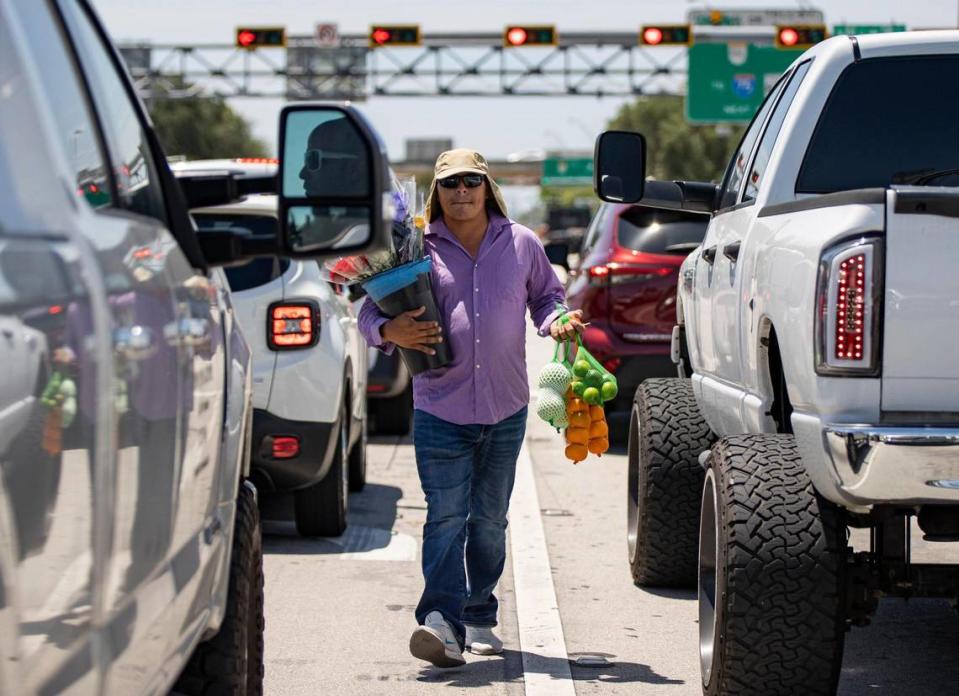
[717,73,789,210]
[798,55,959,193]
[617,207,708,254]
[743,62,811,202]
[11,1,112,213]
[193,213,289,291]
[57,0,167,224]
[579,205,609,256]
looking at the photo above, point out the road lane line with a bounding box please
[509,441,576,696]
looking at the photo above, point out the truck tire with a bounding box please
[294,406,349,537]
[175,481,264,696]
[373,384,412,436]
[699,434,846,696]
[348,417,367,492]
[628,378,714,588]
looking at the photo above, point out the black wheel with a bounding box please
[348,416,368,493]
[294,405,349,537]
[699,434,846,696]
[628,378,714,588]
[372,384,412,436]
[175,481,264,695]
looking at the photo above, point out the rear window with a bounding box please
[193,213,289,292]
[616,207,708,254]
[798,56,959,193]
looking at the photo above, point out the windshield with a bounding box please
[798,56,959,193]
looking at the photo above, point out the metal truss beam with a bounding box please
[119,32,689,100]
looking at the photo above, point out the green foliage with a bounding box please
[540,186,596,208]
[148,83,267,160]
[606,95,744,182]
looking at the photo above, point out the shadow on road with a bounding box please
[416,648,683,687]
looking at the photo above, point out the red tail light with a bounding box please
[268,301,320,350]
[815,238,882,376]
[271,436,300,459]
[588,263,673,286]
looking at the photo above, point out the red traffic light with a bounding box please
[371,28,392,45]
[642,27,664,45]
[778,27,799,47]
[506,27,528,46]
[503,25,557,47]
[235,27,285,49]
[369,25,421,47]
[237,30,256,48]
[775,24,827,49]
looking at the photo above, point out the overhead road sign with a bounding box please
[314,23,340,47]
[687,42,802,123]
[504,25,558,47]
[640,24,692,46]
[542,157,593,186]
[775,24,828,49]
[235,26,286,49]
[369,25,421,48]
[687,8,824,26]
[833,23,907,35]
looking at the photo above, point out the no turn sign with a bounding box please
[314,23,340,47]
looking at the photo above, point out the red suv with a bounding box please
[564,202,709,437]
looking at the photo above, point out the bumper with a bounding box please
[250,409,337,492]
[794,413,959,509]
[367,349,410,399]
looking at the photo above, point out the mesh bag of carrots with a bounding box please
[534,326,619,464]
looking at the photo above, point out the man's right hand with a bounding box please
[381,306,443,355]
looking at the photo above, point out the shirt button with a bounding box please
[476,364,480,369]
[475,287,479,292]
[475,313,480,317]
[476,339,480,343]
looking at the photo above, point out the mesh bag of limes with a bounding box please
[535,334,618,463]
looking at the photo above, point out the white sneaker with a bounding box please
[409,611,466,668]
[465,624,503,655]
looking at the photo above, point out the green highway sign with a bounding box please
[832,24,907,35]
[686,43,803,123]
[542,157,594,186]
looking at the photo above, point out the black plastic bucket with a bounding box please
[362,259,452,375]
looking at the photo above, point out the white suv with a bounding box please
[188,188,368,537]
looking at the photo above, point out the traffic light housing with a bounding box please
[504,25,558,47]
[775,24,828,49]
[640,24,692,46]
[369,25,421,48]
[235,27,286,49]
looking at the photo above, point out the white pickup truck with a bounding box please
[596,30,959,696]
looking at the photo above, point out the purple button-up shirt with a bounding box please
[358,213,566,425]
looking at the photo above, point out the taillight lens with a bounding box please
[815,237,882,376]
[268,301,319,350]
[271,436,300,459]
[588,263,673,286]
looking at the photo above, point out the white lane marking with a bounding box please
[510,441,576,696]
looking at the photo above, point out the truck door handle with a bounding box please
[114,326,156,361]
[701,246,717,264]
[723,241,742,262]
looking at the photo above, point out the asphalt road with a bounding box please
[258,323,959,696]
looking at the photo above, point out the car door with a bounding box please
[710,62,811,393]
[1,3,112,692]
[327,274,367,424]
[54,1,224,691]
[695,73,789,385]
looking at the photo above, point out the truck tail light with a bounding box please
[268,301,320,350]
[588,263,673,286]
[271,436,300,459]
[815,237,883,376]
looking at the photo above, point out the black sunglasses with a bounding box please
[303,148,357,172]
[437,174,485,189]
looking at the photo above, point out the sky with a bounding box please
[91,0,958,160]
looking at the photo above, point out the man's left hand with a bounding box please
[550,309,585,342]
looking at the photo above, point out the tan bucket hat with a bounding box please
[425,148,509,222]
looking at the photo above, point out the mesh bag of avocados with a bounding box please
[569,335,618,406]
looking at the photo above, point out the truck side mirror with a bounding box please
[594,131,646,204]
[277,105,392,260]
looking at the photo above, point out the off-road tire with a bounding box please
[348,417,368,492]
[628,378,714,588]
[699,434,846,696]
[174,481,264,695]
[372,385,412,436]
[294,406,349,536]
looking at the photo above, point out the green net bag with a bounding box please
[569,335,618,406]
[535,340,574,429]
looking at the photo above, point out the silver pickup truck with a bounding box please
[0,0,394,693]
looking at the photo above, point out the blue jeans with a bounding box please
[412,406,527,648]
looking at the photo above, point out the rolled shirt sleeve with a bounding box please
[525,234,568,337]
[358,296,396,355]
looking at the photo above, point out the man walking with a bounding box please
[359,149,583,667]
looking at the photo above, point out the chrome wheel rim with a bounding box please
[699,468,719,686]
